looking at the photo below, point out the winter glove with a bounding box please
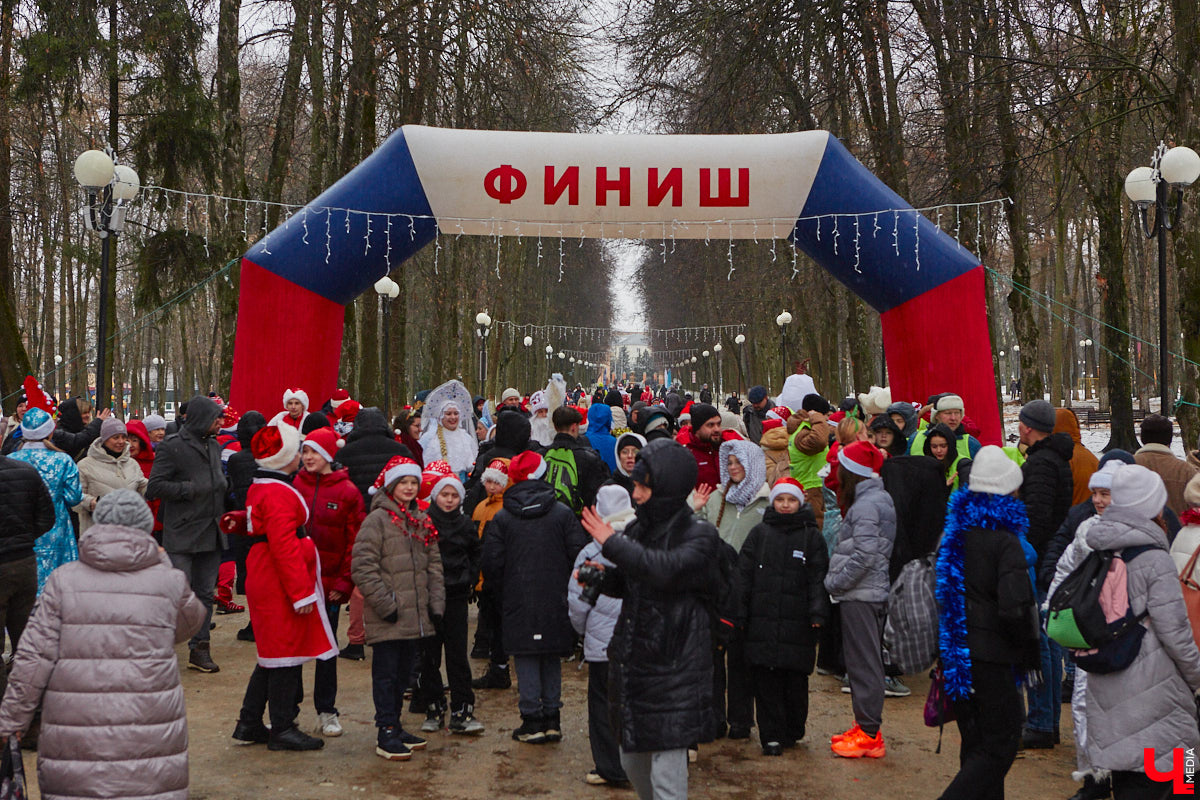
[431,613,444,636]
[383,610,399,625]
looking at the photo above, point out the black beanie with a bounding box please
[802,394,832,415]
[689,403,720,431]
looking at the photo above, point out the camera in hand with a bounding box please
[577,563,604,606]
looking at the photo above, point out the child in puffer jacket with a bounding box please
[413,462,484,736]
[736,478,830,756]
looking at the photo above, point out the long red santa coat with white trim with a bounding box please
[246,477,338,666]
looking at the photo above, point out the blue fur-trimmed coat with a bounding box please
[936,491,1040,701]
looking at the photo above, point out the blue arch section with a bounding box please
[790,136,981,314]
[249,129,438,306]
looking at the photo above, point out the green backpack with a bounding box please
[544,446,582,515]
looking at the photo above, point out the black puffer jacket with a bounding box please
[482,479,586,656]
[225,411,267,511]
[600,439,719,752]
[146,395,228,554]
[0,455,55,563]
[1020,432,1075,567]
[338,408,412,505]
[960,526,1041,669]
[463,410,531,515]
[881,454,950,582]
[427,505,481,600]
[736,506,830,672]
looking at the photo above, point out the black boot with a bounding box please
[1068,775,1112,800]
[268,726,324,751]
[232,719,270,744]
[236,622,255,642]
[339,643,365,661]
[512,714,546,744]
[471,664,511,690]
[544,710,562,743]
[188,642,220,673]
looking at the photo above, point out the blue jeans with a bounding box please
[371,639,419,729]
[513,654,562,718]
[1025,592,1062,733]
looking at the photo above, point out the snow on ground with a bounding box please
[999,401,1189,457]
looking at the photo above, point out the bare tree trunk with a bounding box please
[0,0,31,409]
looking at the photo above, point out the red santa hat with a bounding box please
[21,376,55,415]
[421,460,464,504]
[221,404,241,431]
[769,476,806,505]
[760,417,785,434]
[509,451,547,483]
[370,456,422,495]
[839,440,884,478]
[282,388,310,412]
[767,405,792,421]
[482,458,510,489]
[303,427,344,464]
[251,423,301,471]
[329,388,351,410]
[334,399,361,423]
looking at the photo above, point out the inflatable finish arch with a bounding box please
[230,126,1000,444]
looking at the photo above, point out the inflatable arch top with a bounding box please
[231,125,1000,444]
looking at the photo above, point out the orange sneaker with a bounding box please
[831,723,862,744]
[831,727,885,758]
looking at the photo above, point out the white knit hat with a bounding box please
[967,445,1023,496]
[1110,464,1167,521]
[1088,461,1123,491]
[597,484,635,531]
[501,388,521,403]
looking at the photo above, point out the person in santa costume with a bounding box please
[231,422,337,752]
[325,388,353,427]
[352,455,446,761]
[292,426,365,737]
[270,388,313,430]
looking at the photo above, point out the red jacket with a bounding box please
[292,468,365,598]
[126,420,162,534]
[676,425,721,491]
[246,478,339,666]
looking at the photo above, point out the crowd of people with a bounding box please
[2,368,1200,800]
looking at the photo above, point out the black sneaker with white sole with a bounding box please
[376,726,412,761]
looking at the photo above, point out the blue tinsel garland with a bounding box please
[936,489,1030,701]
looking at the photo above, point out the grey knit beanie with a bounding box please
[93,489,154,533]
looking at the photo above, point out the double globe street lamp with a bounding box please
[74,149,140,407]
[1125,143,1200,412]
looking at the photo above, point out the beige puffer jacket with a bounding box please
[74,439,148,533]
[761,425,792,486]
[0,523,205,800]
[352,492,446,643]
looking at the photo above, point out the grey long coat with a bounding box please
[824,477,896,603]
[146,395,228,553]
[1084,508,1200,774]
[0,523,205,800]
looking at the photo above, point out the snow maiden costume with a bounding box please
[418,380,479,479]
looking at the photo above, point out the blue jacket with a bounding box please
[586,404,618,472]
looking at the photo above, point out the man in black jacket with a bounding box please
[463,409,531,517]
[580,439,719,798]
[543,406,609,516]
[337,407,412,506]
[1016,399,1074,750]
[0,455,54,696]
[147,395,228,674]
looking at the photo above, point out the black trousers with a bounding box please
[0,556,37,697]
[939,661,1023,800]
[712,635,754,732]
[415,594,474,711]
[587,661,628,783]
[372,638,420,729]
[239,664,304,732]
[477,587,507,667]
[816,604,844,674]
[1111,771,1170,800]
[750,665,809,744]
[313,603,340,714]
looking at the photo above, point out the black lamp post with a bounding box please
[1125,143,1200,413]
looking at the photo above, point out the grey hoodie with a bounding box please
[1084,508,1200,773]
[0,523,205,800]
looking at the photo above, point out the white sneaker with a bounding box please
[318,712,343,737]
